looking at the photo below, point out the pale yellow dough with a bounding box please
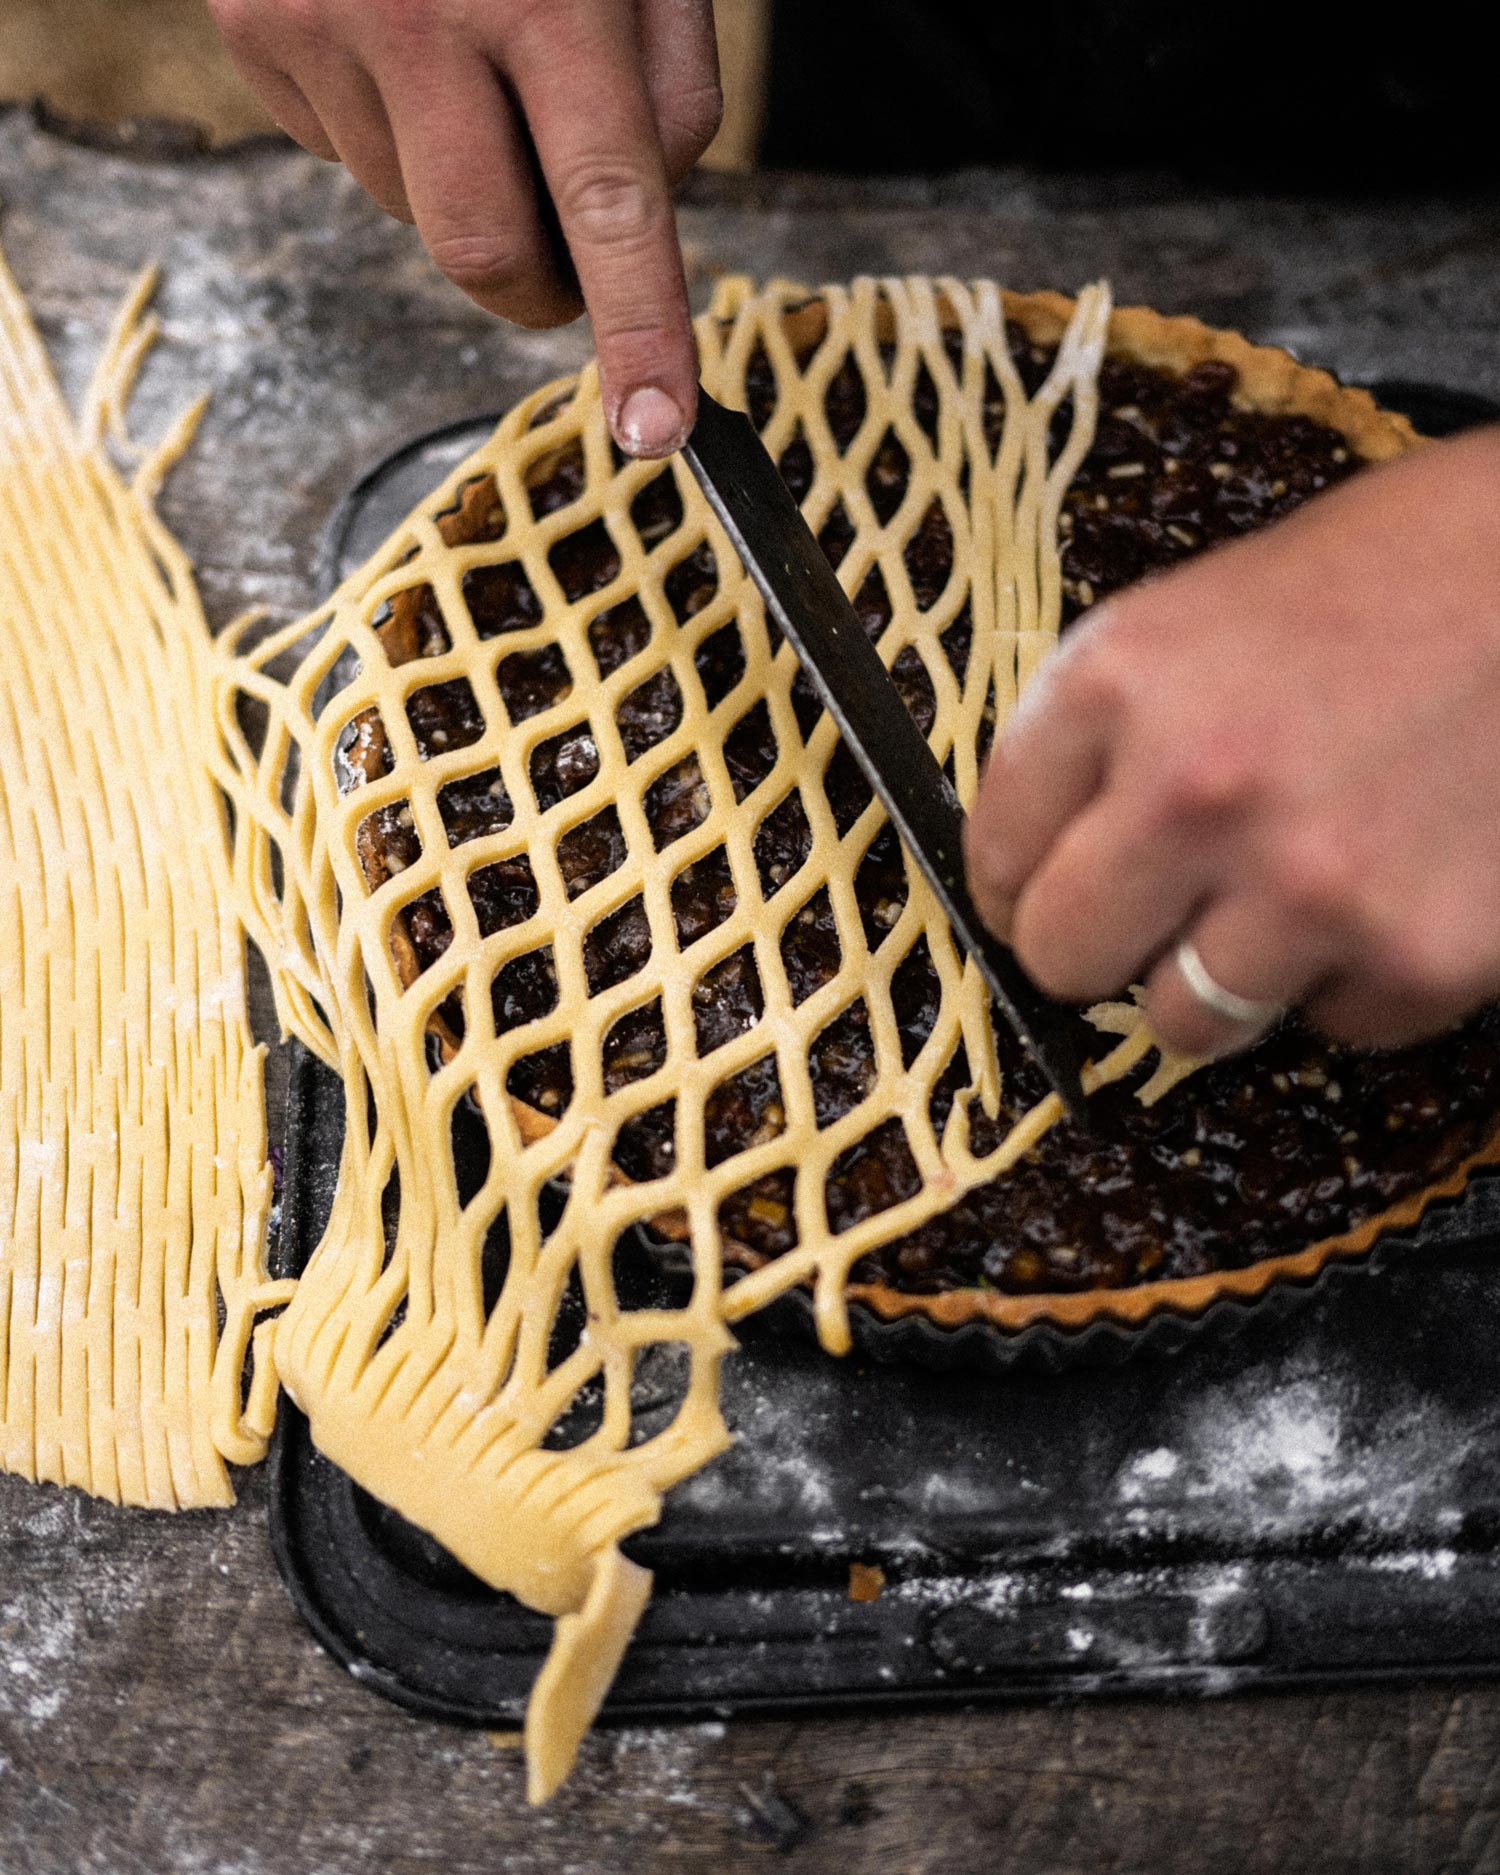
[208,275,1167,1797]
[0,239,290,1507]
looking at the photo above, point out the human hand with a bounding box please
[209,0,720,457]
[963,427,1500,1058]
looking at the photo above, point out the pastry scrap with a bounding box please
[0,238,289,1508]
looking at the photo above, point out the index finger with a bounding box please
[497,0,697,458]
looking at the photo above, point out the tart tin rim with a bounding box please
[729,1239,1363,1374]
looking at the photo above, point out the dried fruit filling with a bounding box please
[343,321,1500,1296]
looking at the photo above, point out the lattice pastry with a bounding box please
[209,274,1129,1791]
[212,273,1500,1796]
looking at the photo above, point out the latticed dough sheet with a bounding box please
[0,241,289,1508]
[211,273,1447,1797]
[210,275,1142,1794]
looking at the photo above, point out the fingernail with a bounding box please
[616,387,688,459]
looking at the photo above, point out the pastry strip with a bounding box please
[0,240,289,1508]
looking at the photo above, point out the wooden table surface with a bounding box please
[4,109,1500,1875]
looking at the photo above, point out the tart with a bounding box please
[336,278,1500,1349]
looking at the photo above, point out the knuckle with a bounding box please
[555,160,662,248]
[425,230,525,297]
[381,0,434,24]
[1052,632,1127,718]
[1263,825,1361,924]
[275,0,332,39]
[482,0,549,37]
[1154,737,1259,827]
[374,0,451,52]
[1050,622,1141,732]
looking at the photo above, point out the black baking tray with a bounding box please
[269,377,1500,1731]
[271,1039,1500,1728]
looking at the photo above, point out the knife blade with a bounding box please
[682,388,1090,1128]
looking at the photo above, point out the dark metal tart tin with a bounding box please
[735,1264,1331,1374]
[632,1174,1485,1376]
[272,1043,1500,1734]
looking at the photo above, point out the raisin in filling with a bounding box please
[343,333,1500,1297]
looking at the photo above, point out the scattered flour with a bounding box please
[0,1579,78,1728]
[1112,1352,1486,1545]
[891,1569,1023,1614]
[589,1722,728,1812]
[1366,1548,1458,1580]
[0,1487,141,1733]
[1118,1447,1181,1496]
[676,1379,839,1521]
[682,1443,834,1520]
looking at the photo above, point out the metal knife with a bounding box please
[682,388,1090,1127]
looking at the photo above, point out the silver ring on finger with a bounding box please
[1174,938,1286,1030]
